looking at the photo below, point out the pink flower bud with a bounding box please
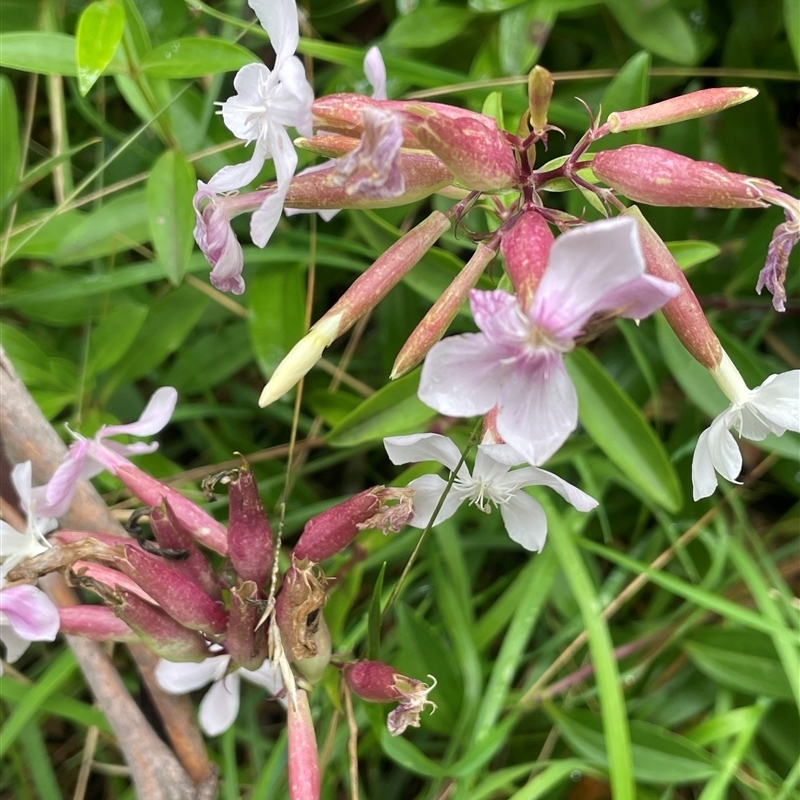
[604,87,758,133]
[275,564,327,663]
[225,581,269,671]
[500,211,554,308]
[115,545,228,635]
[343,660,437,736]
[592,145,777,209]
[287,689,320,800]
[392,242,498,378]
[625,207,722,369]
[72,560,157,605]
[115,465,229,555]
[402,108,519,192]
[58,605,137,642]
[109,586,211,662]
[227,464,274,588]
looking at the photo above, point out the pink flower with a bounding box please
[418,217,679,465]
[31,387,178,518]
[0,584,59,669]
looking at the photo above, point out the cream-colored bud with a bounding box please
[258,314,343,408]
[710,350,751,406]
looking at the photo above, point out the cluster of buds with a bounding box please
[193,1,796,506]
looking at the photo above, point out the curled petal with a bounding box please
[509,466,598,512]
[100,387,177,439]
[384,433,465,474]
[692,413,742,500]
[364,46,387,100]
[746,371,800,436]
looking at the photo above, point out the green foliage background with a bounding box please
[0,0,798,798]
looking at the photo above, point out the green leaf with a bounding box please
[247,263,306,379]
[76,0,126,96]
[326,371,436,447]
[547,706,718,784]
[87,303,149,376]
[380,728,448,778]
[0,75,20,208]
[666,240,721,270]
[786,0,800,70]
[146,150,195,284]
[565,348,683,512]
[498,2,556,76]
[683,628,795,700]
[139,38,255,78]
[0,32,126,76]
[385,7,474,49]
[366,563,386,661]
[599,51,650,147]
[54,189,150,265]
[605,0,699,65]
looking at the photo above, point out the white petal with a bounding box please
[100,387,177,439]
[418,333,510,417]
[199,673,241,736]
[532,217,648,337]
[707,413,742,483]
[207,144,269,194]
[384,433,464,473]
[509,466,598,512]
[241,659,284,697]
[496,358,577,466]
[748,371,800,434]
[10,462,32,515]
[691,426,719,500]
[154,655,229,694]
[0,623,30,664]
[250,126,298,248]
[364,46,387,100]
[473,446,513,484]
[269,58,314,136]
[478,443,527,466]
[406,474,467,528]
[499,492,548,551]
[249,0,299,63]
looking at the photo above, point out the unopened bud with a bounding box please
[604,87,758,134]
[592,145,777,209]
[287,689,321,800]
[392,242,498,378]
[115,545,227,635]
[275,563,328,662]
[403,109,518,191]
[528,66,554,135]
[343,660,437,736]
[151,502,221,600]
[72,560,157,604]
[500,211,554,308]
[226,581,269,671]
[58,605,137,642]
[624,206,722,369]
[115,465,229,555]
[293,486,413,562]
[227,463,274,588]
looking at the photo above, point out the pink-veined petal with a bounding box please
[418,333,511,417]
[532,217,648,336]
[384,433,464,474]
[364,46,387,100]
[249,0,299,63]
[30,439,92,518]
[509,466,598,511]
[595,274,679,321]
[199,672,241,736]
[496,358,577,466]
[499,492,548,551]
[155,654,229,694]
[0,585,60,642]
[100,387,177,440]
[469,289,529,346]
[406,474,468,528]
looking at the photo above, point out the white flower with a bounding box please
[384,433,597,552]
[692,353,800,499]
[155,652,284,736]
[208,0,314,249]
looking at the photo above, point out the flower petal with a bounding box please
[499,492,548,551]
[469,289,529,346]
[418,333,511,417]
[364,46,387,100]
[0,585,60,642]
[269,57,314,136]
[154,654,229,693]
[249,0,299,63]
[199,672,241,736]
[406,474,467,528]
[706,413,743,483]
[100,387,177,440]
[384,433,464,473]
[509,466,598,512]
[496,358,577,466]
[241,659,284,698]
[747,371,800,435]
[691,426,719,500]
[0,624,31,664]
[10,461,33,515]
[30,439,92,518]
[250,126,298,248]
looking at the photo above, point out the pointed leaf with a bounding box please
[76,0,126,96]
[0,76,20,209]
[140,38,256,78]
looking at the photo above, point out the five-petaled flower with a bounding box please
[692,353,800,499]
[384,433,597,552]
[418,217,680,466]
[155,650,284,736]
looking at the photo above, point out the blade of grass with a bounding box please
[18,720,63,800]
[543,498,635,800]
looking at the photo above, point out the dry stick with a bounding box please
[72,725,99,800]
[343,684,360,800]
[0,348,215,800]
